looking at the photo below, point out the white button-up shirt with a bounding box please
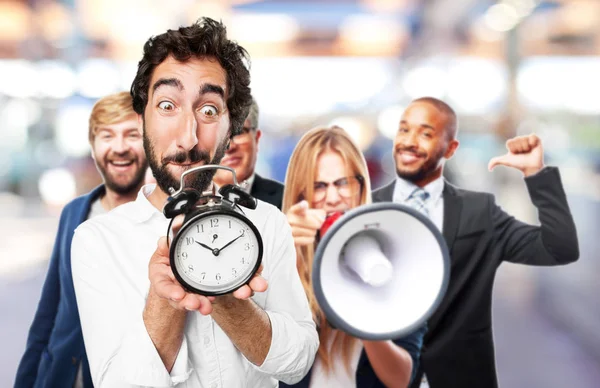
[71,184,318,387]
[392,176,445,231]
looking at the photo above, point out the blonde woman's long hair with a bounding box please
[282,125,372,375]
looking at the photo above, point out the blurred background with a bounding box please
[1,0,599,386]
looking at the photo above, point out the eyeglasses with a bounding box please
[313,176,364,203]
[230,126,255,145]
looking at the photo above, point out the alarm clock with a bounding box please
[163,165,263,296]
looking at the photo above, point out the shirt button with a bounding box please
[72,357,78,365]
[204,336,211,345]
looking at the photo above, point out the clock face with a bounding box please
[171,210,262,295]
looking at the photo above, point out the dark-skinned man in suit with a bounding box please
[373,96,579,388]
[214,97,284,209]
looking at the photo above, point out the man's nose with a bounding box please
[112,135,129,154]
[399,131,418,148]
[176,111,199,151]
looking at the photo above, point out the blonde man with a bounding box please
[15,91,148,388]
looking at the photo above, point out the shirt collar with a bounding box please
[393,175,445,203]
[129,184,164,224]
[239,172,255,194]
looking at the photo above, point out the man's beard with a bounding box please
[395,146,445,183]
[143,133,229,195]
[96,152,148,195]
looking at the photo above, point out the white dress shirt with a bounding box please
[392,176,445,232]
[71,184,318,388]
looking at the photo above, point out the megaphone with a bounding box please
[313,202,450,340]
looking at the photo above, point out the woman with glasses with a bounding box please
[281,125,426,388]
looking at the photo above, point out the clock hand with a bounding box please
[218,234,244,252]
[195,241,219,256]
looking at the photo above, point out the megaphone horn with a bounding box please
[313,202,450,340]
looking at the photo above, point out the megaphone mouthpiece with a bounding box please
[343,234,393,287]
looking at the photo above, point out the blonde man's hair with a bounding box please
[282,125,372,375]
[88,91,136,143]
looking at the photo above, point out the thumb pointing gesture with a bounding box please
[488,133,544,177]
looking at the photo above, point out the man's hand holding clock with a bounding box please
[148,236,268,315]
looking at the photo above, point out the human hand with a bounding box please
[488,133,544,177]
[148,237,268,314]
[286,200,326,246]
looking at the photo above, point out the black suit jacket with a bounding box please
[250,173,284,210]
[372,166,579,388]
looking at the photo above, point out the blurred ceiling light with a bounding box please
[0,99,41,151]
[79,0,175,44]
[328,116,375,151]
[361,0,413,13]
[377,105,405,140]
[38,168,77,207]
[0,2,31,40]
[485,3,520,32]
[186,0,231,25]
[338,15,408,56]
[0,60,38,98]
[402,64,447,99]
[560,59,600,115]
[77,59,119,98]
[472,18,505,42]
[250,58,335,118]
[38,61,77,99]
[502,0,536,18]
[37,2,74,41]
[229,13,300,43]
[250,57,390,118]
[517,57,600,114]
[517,59,562,110]
[447,57,507,115]
[561,0,599,32]
[54,102,93,157]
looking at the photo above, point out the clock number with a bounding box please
[181,252,188,259]
[216,273,221,281]
[210,218,219,228]
[201,272,206,280]
[185,237,195,245]
[241,257,246,264]
[229,220,232,228]
[188,265,194,272]
[244,243,250,251]
[197,224,204,233]
[232,268,237,276]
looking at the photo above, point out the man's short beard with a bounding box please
[96,153,148,196]
[396,146,446,183]
[144,133,229,195]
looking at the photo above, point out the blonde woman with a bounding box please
[280,126,426,388]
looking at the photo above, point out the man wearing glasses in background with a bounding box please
[213,97,285,209]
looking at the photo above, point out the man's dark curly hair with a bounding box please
[130,17,252,136]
